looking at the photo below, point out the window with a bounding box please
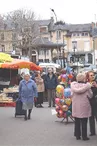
[12,44,16,50]
[22,50,27,56]
[1,33,4,40]
[46,50,49,55]
[39,50,44,55]
[1,45,5,52]
[72,41,77,50]
[12,33,17,40]
[82,32,88,36]
[84,41,90,51]
[82,33,84,36]
[77,33,80,36]
[39,59,43,62]
[88,53,92,64]
[72,33,76,37]
[44,59,49,63]
[40,27,47,33]
[56,30,61,39]
[32,51,36,55]
[22,38,26,45]
[85,32,88,36]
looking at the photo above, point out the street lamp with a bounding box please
[93,38,96,65]
[73,45,76,63]
[62,47,65,68]
[50,8,60,64]
[50,9,57,22]
[62,35,66,68]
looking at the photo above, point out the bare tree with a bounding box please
[4,9,39,57]
[0,15,4,28]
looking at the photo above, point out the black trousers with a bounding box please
[89,116,96,135]
[74,118,88,139]
[25,109,32,117]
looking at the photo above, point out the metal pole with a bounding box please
[50,8,59,64]
[63,35,65,68]
[63,49,65,68]
[28,35,32,62]
[93,39,96,65]
[73,46,76,63]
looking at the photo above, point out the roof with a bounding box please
[36,19,51,26]
[31,37,65,48]
[51,23,92,32]
[69,23,92,32]
[51,24,69,31]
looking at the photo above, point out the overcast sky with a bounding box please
[0,0,97,24]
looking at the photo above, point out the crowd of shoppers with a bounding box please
[18,68,97,142]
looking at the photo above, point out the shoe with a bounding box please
[76,137,81,140]
[89,133,96,136]
[48,106,51,108]
[24,116,27,121]
[41,105,44,108]
[28,115,31,120]
[40,105,44,108]
[83,137,90,141]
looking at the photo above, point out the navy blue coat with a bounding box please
[44,74,58,89]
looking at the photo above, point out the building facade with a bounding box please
[50,23,94,65]
[0,29,13,53]
[0,17,97,67]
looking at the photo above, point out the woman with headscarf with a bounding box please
[19,73,38,121]
[71,73,93,140]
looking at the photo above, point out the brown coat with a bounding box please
[35,77,45,93]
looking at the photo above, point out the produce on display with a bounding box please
[0,93,13,103]
[3,86,19,93]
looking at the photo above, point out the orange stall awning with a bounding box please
[1,59,42,71]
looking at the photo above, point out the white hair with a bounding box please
[76,73,86,82]
[24,73,30,76]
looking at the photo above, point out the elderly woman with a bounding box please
[71,73,93,141]
[35,72,45,108]
[19,73,38,121]
[86,71,97,136]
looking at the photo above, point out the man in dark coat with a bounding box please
[44,68,58,107]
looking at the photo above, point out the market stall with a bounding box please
[0,53,41,107]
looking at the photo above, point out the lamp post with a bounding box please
[93,38,96,65]
[50,8,59,64]
[50,9,57,22]
[62,47,65,68]
[73,45,76,63]
[62,35,65,68]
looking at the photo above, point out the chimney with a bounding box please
[92,22,95,28]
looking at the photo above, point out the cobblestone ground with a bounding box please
[0,103,96,146]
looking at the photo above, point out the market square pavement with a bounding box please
[0,103,96,146]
